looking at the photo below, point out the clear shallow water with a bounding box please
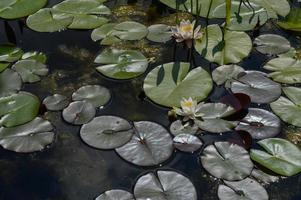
[0,0,301,199]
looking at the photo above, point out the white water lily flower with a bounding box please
[171,20,203,48]
[173,97,204,121]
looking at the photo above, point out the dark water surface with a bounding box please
[0,0,301,199]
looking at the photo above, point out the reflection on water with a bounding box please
[0,0,300,199]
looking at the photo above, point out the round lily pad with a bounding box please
[62,101,95,125]
[250,138,301,176]
[72,85,111,108]
[231,71,281,104]
[95,48,148,79]
[0,92,40,128]
[254,34,291,55]
[169,120,198,136]
[12,59,48,83]
[111,21,148,41]
[173,134,203,152]
[43,94,69,111]
[212,64,245,86]
[134,170,197,200]
[0,44,23,63]
[95,190,134,200]
[201,141,253,181]
[143,62,213,107]
[91,23,117,42]
[0,69,22,98]
[270,87,301,127]
[218,178,269,200]
[236,108,281,139]
[80,116,134,150]
[115,121,173,166]
[0,0,47,19]
[251,169,279,184]
[22,51,47,63]
[0,117,55,153]
[26,8,74,32]
[147,24,172,43]
[195,24,252,65]
[278,8,301,32]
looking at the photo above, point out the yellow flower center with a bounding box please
[183,101,193,108]
[180,24,193,33]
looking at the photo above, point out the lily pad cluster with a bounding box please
[26,0,111,32]
[96,170,197,200]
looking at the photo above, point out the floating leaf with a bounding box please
[0,0,47,19]
[80,116,133,150]
[231,71,281,103]
[263,50,301,84]
[195,25,252,65]
[115,121,173,166]
[218,178,269,200]
[95,49,148,79]
[169,120,198,136]
[0,92,40,128]
[212,64,245,86]
[12,59,48,83]
[251,169,279,184]
[278,8,301,32]
[134,170,197,200]
[0,117,54,153]
[173,134,202,152]
[212,1,269,31]
[0,69,22,98]
[201,141,253,181]
[62,101,95,125]
[96,190,134,200]
[110,21,148,41]
[0,44,23,63]
[254,34,291,55]
[26,8,74,32]
[143,62,212,107]
[21,51,47,63]
[250,138,301,176]
[251,0,290,18]
[91,23,118,42]
[146,24,172,43]
[72,85,111,108]
[43,94,69,111]
[236,108,281,139]
[0,63,10,72]
[270,87,301,127]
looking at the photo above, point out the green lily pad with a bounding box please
[0,117,55,153]
[95,49,148,79]
[270,87,301,127]
[0,44,23,63]
[250,138,301,176]
[212,1,269,31]
[43,94,69,111]
[110,21,148,41]
[62,101,95,125]
[251,168,279,184]
[201,141,254,181]
[91,23,118,42]
[278,8,301,32]
[251,0,290,18]
[254,34,291,55]
[0,0,47,19]
[0,69,22,98]
[147,24,172,43]
[96,190,134,200]
[22,51,47,63]
[72,85,111,108]
[80,116,134,150]
[26,8,74,32]
[115,121,173,166]
[212,64,245,87]
[195,24,252,65]
[173,134,203,152]
[218,178,269,200]
[66,14,108,29]
[134,170,197,200]
[12,59,48,83]
[0,92,40,128]
[263,50,301,84]
[0,63,10,73]
[169,120,198,136]
[143,62,212,107]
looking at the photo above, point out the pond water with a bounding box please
[0,0,301,200]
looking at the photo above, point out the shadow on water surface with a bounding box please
[0,0,301,200]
